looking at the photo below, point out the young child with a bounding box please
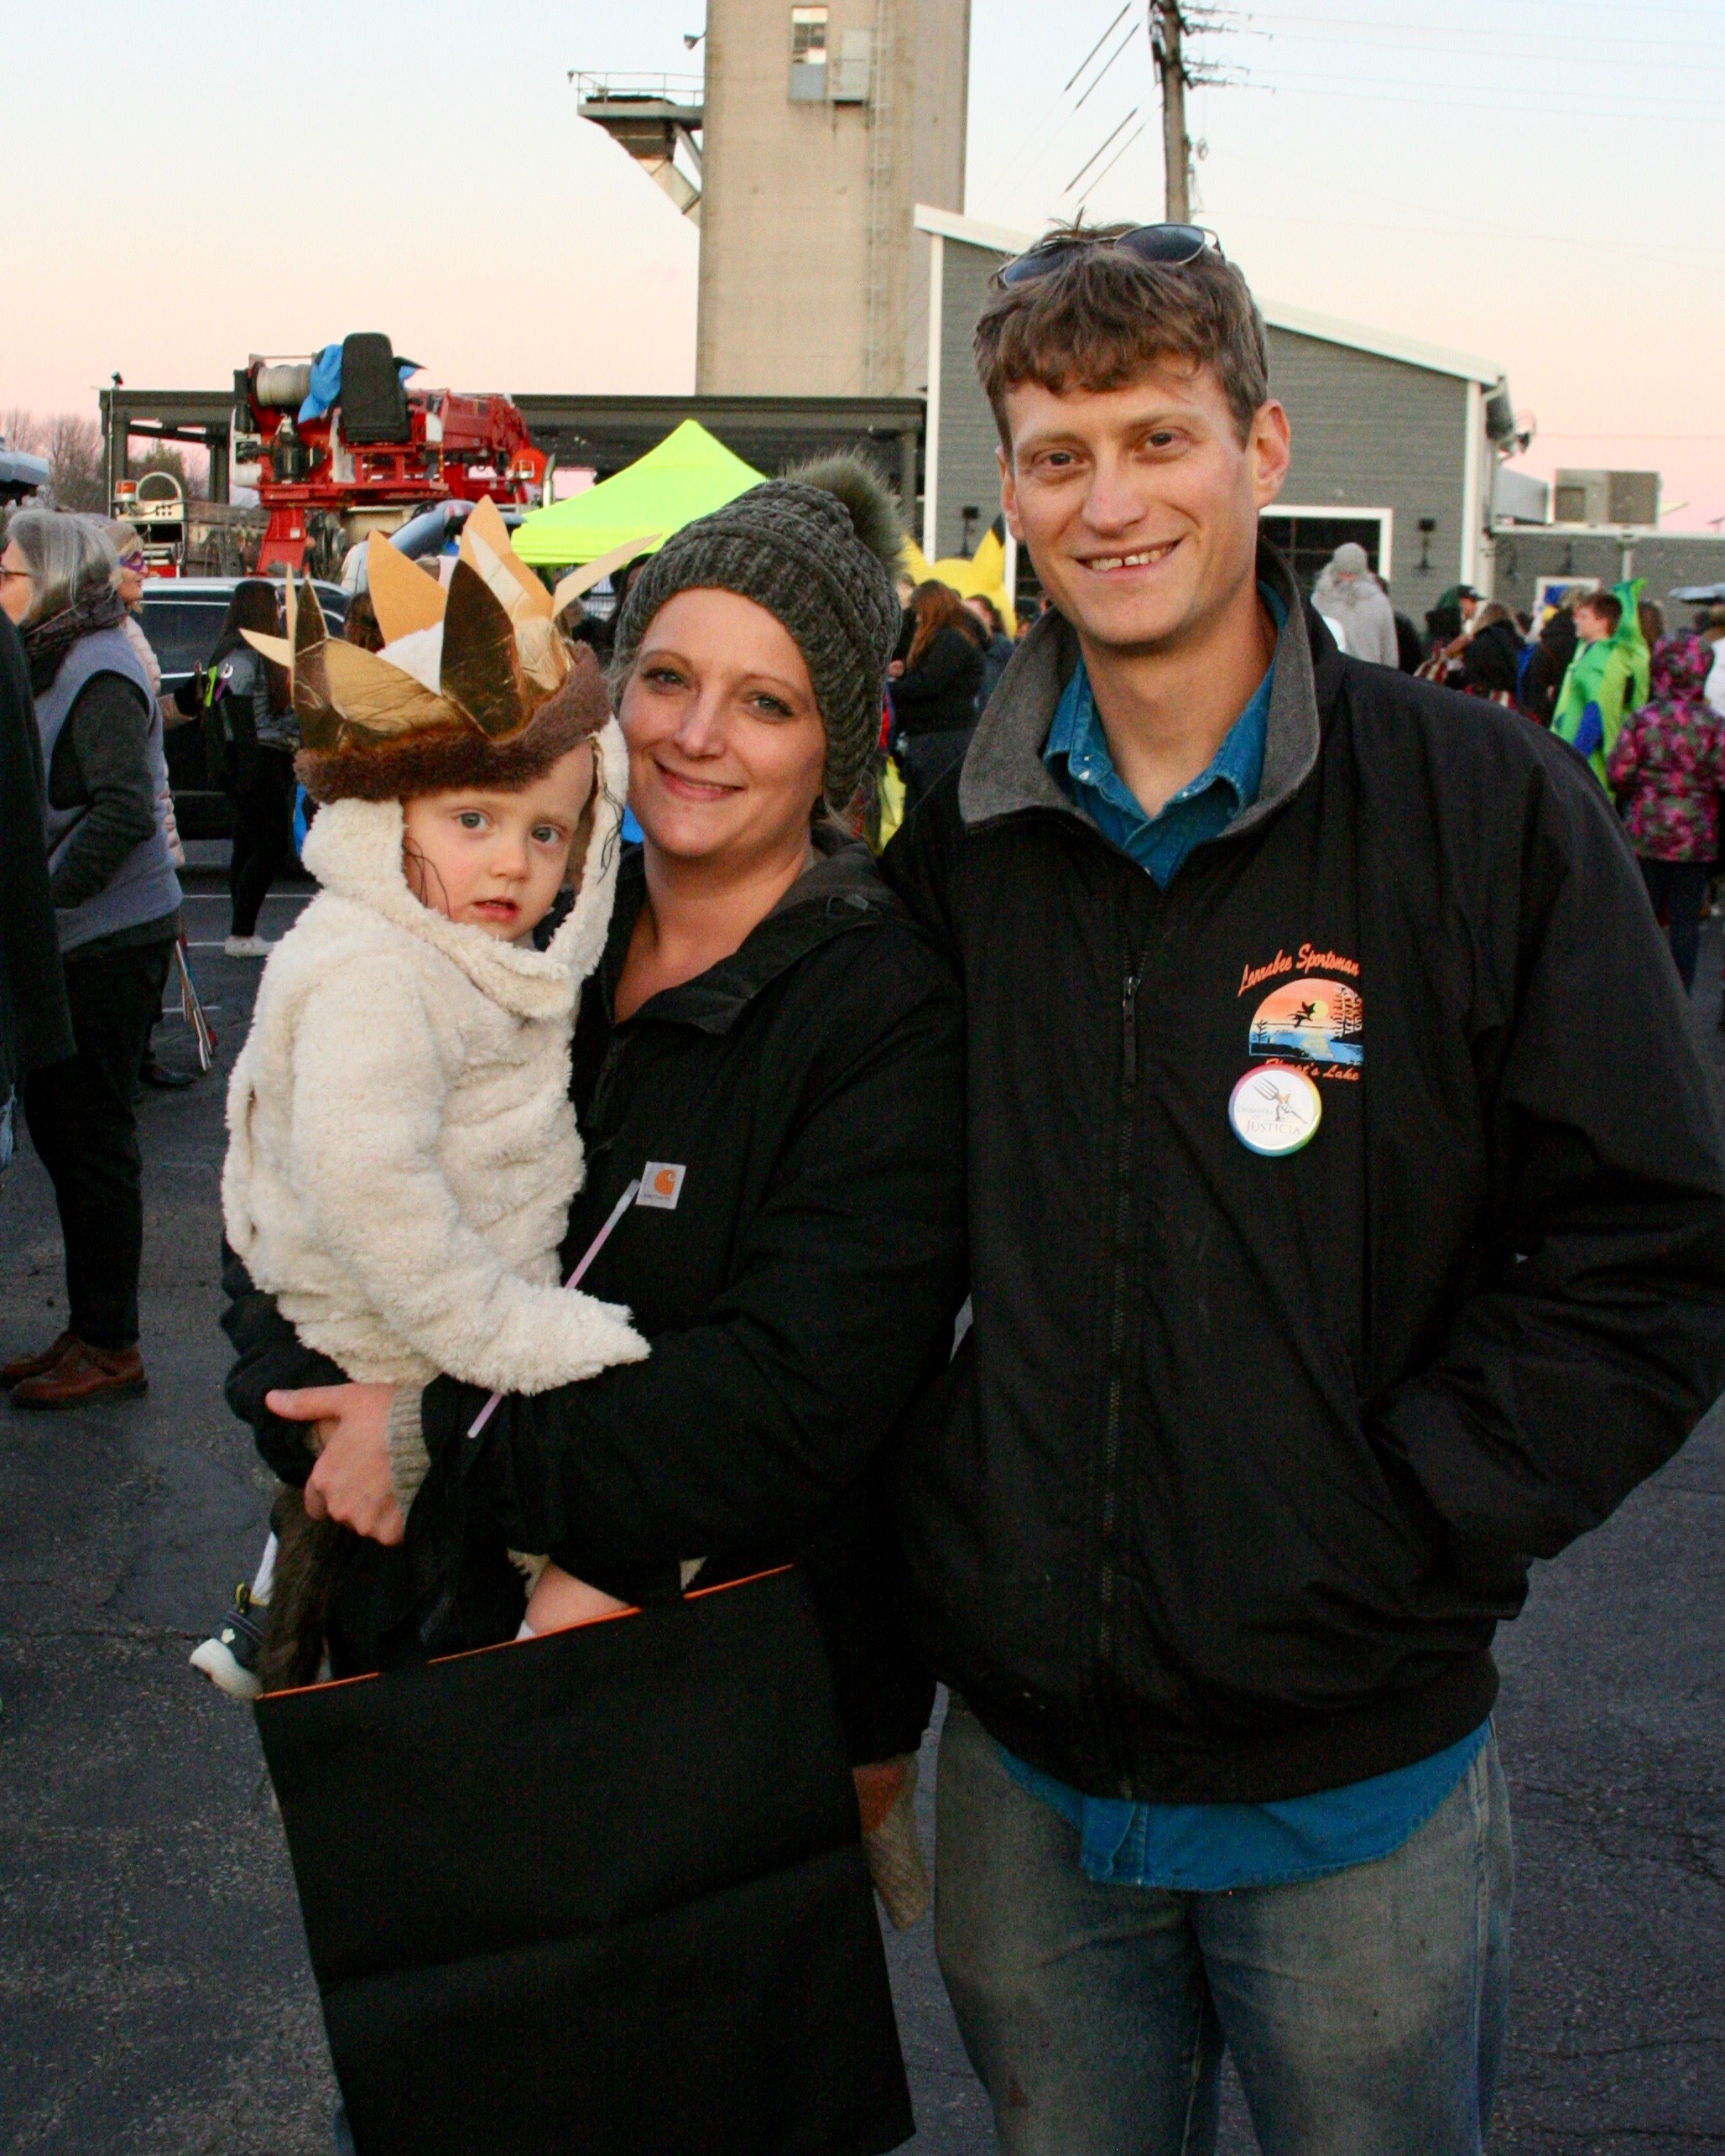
[192,512,646,1699]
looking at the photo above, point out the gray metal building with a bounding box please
[916,207,1509,617]
[1488,527,1725,622]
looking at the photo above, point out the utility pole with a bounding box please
[1149,4,1191,221]
[1148,4,1240,224]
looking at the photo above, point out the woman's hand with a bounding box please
[266,1382,404,1544]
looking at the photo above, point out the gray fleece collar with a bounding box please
[958,539,1322,839]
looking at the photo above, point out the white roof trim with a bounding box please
[913,204,1504,388]
[914,203,1037,257]
[1259,301,1501,387]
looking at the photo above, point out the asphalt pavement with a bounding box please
[1,872,1721,2154]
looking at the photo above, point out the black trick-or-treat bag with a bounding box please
[255,1567,913,2156]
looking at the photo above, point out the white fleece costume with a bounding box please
[221,717,646,1495]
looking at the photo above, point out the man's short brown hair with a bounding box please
[974,224,1271,452]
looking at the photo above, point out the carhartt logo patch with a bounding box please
[636,1163,686,1210]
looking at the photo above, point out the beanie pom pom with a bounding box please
[781,454,905,581]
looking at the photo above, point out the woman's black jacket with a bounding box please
[892,625,985,737]
[222,839,968,1755]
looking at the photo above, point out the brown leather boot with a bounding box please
[1,1331,76,1389]
[10,1339,148,1409]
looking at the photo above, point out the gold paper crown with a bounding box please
[244,500,656,758]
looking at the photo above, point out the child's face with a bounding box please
[401,743,596,940]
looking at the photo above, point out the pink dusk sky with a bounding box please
[11,1,1724,528]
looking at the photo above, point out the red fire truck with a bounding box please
[233,332,544,577]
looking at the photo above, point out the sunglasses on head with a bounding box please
[998,222,1222,289]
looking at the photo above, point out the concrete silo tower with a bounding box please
[696,0,971,397]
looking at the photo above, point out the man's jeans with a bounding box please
[935,1695,1514,2156]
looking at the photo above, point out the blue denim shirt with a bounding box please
[1042,588,1279,888]
[998,1725,1493,1890]
[1017,587,1489,1887]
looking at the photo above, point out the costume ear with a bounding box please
[289,573,338,749]
[441,559,529,739]
[241,629,294,667]
[366,534,447,643]
[321,638,456,738]
[550,534,661,617]
[459,497,552,622]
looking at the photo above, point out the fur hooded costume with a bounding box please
[222,516,648,1509]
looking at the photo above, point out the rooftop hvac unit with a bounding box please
[1492,466,1550,525]
[1553,469,1660,528]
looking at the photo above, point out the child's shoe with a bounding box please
[190,1584,266,1700]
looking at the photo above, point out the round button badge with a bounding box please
[1229,1064,1322,1157]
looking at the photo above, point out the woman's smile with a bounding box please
[650,758,745,803]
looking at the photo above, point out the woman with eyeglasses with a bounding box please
[0,510,183,1408]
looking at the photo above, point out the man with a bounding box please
[1310,538,1398,666]
[881,223,1725,2154]
[1550,582,1644,789]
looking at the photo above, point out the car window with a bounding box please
[137,599,230,679]
[139,587,346,680]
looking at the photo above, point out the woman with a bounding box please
[0,510,182,1407]
[1457,601,1524,705]
[1606,633,1725,993]
[201,581,298,957]
[889,579,984,815]
[222,461,967,2148]
[109,518,196,1090]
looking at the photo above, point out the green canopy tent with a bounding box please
[513,419,765,568]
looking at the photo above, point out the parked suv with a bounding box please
[135,576,347,839]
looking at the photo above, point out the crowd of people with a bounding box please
[3,219,1724,2156]
[1294,539,1725,1001]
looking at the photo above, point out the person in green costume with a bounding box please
[1552,580,1647,789]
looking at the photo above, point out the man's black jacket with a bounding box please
[880,539,1725,1807]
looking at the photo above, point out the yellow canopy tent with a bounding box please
[901,531,1018,637]
[513,419,765,569]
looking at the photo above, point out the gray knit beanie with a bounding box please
[612,456,904,813]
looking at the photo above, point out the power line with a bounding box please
[1074,24,1143,112]
[1066,107,1142,194]
[1064,4,1133,93]
[1228,73,1719,117]
[1083,121,1151,200]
